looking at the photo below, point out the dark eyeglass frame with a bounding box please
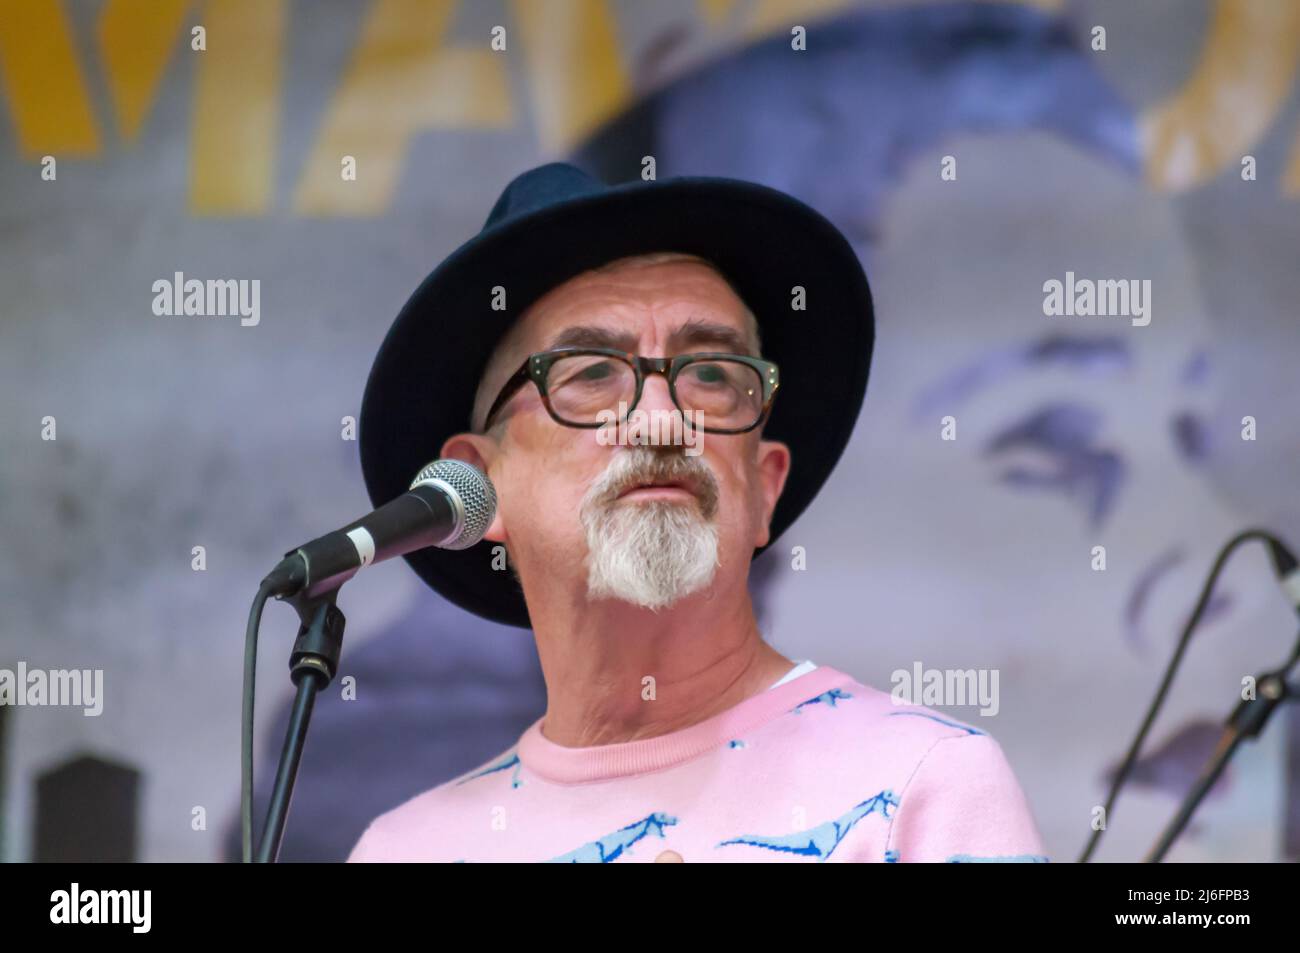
[480,346,780,435]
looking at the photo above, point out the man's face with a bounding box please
[444,255,791,613]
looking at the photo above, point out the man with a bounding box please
[349,162,1047,862]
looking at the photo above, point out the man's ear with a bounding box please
[753,437,791,549]
[440,432,507,543]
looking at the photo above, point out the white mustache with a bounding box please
[587,447,719,518]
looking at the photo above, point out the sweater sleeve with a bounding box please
[886,732,1049,863]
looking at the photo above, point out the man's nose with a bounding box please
[628,375,683,447]
[637,374,678,417]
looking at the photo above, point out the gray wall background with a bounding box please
[2,0,1299,861]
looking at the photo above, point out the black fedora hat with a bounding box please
[359,162,874,629]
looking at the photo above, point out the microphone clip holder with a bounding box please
[284,586,346,686]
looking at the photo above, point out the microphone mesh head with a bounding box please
[409,459,498,550]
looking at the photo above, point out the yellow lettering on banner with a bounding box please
[746,0,850,38]
[191,0,287,214]
[0,0,99,156]
[1143,0,1300,192]
[99,0,191,142]
[698,0,739,27]
[510,0,628,155]
[295,0,512,216]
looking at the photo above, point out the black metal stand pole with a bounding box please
[1144,668,1295,862]
[255,593,347,863]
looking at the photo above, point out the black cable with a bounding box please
[1077,528,1284,863]
[242,579,276,864]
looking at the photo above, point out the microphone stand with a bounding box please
[242,458,494,862]
[254,585,347,863]
[1143,646,1299,863]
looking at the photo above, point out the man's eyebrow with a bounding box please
[545,325,639,351]
[543,319,754,354]
[667,319,754,355]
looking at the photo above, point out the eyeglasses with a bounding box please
[480,347,780,434]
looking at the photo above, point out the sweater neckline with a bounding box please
[517,665,852,784]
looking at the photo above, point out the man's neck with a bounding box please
[526,582,794,748]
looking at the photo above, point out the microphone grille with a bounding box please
[409,459,498,550]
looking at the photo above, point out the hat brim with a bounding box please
[359,174,874,629]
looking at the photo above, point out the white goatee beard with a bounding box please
[580,450,720,611]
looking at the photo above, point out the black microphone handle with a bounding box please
[262,483,456,598]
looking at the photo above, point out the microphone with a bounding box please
[261,459,497,599]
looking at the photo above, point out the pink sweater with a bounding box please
[346,664,1049,863]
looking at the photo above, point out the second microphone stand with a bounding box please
[1144,646,1299,862]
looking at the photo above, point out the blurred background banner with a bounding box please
[2,0,1298,862]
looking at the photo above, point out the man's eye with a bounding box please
[689,364,726,384]
[577,362,614,381]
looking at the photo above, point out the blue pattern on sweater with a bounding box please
[548,813,679,863]
[948,853,1050,863]
[792,688,853,713]
[455,751,524,788]
[887,711,985,735]
[716,790,898,860]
